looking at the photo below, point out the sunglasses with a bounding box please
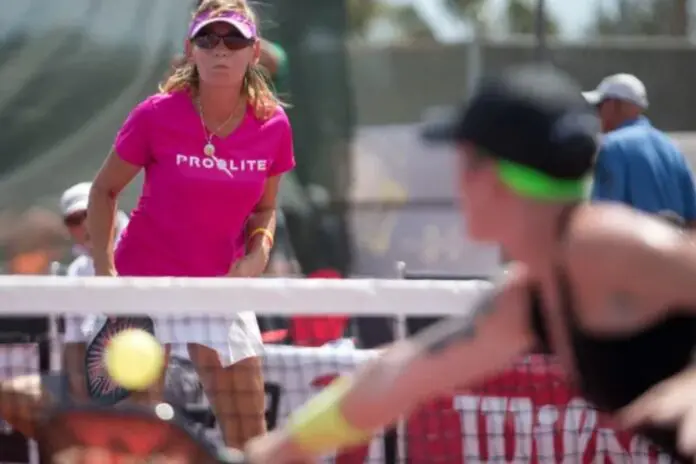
[64,212,87,227]
[192,32,254,51]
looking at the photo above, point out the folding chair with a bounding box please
[261,269,349,347]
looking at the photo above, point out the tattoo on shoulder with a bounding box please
[422,287,500,354]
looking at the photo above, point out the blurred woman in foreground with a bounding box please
[245,66,696,463]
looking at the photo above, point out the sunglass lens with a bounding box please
[222,36,253,50]
[193,34,219,49]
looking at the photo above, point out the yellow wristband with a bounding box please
[248,227,274,248]
[287,377,372,455]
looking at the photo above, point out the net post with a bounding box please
[395,261,406,279]
[48,262,63,373]
[393,261,407,341]
[47,315,62,373]
[393,261,408,463]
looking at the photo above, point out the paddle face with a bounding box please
[38,404,233,464]
[84,316,156,405]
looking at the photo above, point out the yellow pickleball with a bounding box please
[104,329,164,391]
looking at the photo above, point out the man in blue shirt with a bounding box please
[584,73,696,227]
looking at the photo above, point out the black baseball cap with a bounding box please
[422,65,600,200]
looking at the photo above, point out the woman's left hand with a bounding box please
[228,248,269,278]
[619,367,696,457]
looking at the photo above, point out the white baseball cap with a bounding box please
[582,73,648,109]
[60,182,91,216]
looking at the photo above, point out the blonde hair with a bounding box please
[159,0,282,120]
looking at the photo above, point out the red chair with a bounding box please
[261,269,349,347]
[292,269,348,346]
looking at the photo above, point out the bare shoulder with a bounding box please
[565,204,685,274]
[563,204,696,319]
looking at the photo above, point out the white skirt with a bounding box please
[63,312,263,367]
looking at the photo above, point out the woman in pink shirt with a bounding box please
[85,0,294,449]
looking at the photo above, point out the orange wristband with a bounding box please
[249,227,274,248]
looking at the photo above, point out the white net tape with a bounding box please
[0,276,492,315]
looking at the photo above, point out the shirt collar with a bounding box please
[617,115,650,130]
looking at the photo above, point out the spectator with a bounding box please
[60,182,90,260]
[60,182,129,277]
[4,208,67,275]
[60,182,130,402]
[259,40,289,98]
[583,73,696,226]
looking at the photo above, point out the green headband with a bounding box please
[496,159,587,201]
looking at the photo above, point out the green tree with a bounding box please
[346,0,387,37]
[675,0,690,36]
[505,0,559,36]
[346,0,434,41]
[446,0,559,36]
[445,0,487,19]
[384,5,436,40]
[589,0,690,36]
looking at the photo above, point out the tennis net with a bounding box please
[0,276,673,463]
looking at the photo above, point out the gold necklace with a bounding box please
[197,97,242,157]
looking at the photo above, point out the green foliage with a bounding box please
[505,0,559,36]
[588,0,689,36]
[384,5,436,40]
[444,0,487,18]
[346,0,389,37]
[345,0,560,39]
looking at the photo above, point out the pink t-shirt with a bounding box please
[113,91,295,277]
